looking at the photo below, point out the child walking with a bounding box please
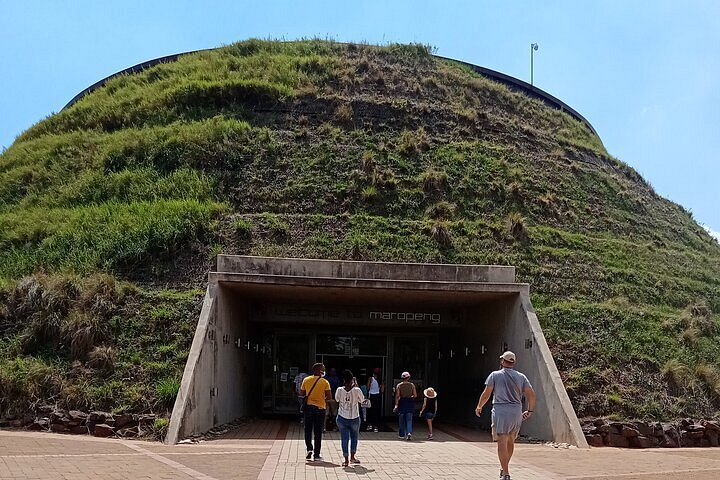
[419,387,438,440]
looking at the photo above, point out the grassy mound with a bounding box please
[0,39,718,421]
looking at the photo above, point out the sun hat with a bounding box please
[401,371,411,379]
[499,351,516,363]
[424,387,437,398]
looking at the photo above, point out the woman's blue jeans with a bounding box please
[398,412,413,437]
[336,416,360,457]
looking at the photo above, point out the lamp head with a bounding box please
[532,43,539,51]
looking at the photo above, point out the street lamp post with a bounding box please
[530,43,539,86]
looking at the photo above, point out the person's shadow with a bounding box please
[343,465,375,475]
[306,460,340,468]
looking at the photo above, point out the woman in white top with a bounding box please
[335,369,365,467]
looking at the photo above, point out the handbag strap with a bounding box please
[304,375,322,402]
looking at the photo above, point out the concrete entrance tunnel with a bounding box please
[166,256,586,447]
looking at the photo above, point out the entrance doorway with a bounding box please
[316,355,386,388]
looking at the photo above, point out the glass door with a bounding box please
[392,336,429,413]
[273,334,310,413]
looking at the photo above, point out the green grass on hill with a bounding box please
[0,39,718,423]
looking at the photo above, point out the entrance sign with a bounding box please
[369,311,441,324]
[261,304,456,327]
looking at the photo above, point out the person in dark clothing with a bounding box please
[301,362,332,461]
[366,367,384,432]
[419,387,438,440]
[325,368,341,431]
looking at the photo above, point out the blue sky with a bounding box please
[2,1,719,237]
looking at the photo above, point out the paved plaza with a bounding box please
[0,420,719,479]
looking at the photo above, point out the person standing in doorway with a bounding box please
[335,370,364,467]
[393,371,417,441]
[419,387,438,440]
[358,376,369,429]
[293,371,308,424]
[366,368,384,432]
[325,368,341,431]
[475,351,536,480]
[301,363,332,462]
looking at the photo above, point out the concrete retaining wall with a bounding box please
[168,256,586,447]
[166,285,217,444]
[507,291,587,446]
[216,255,516,283]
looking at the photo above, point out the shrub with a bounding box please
[87,346,116,373]
[62,311,104,359]
[360,151,375,175]
[419,168,448,194]
[79,274,120,317]
[361,185,377,201]
[261,214,290,238]
[371,168,398,190]
[234,218,253,236]
[430,220,452,247]
[425,201,456,220]
[679,327,700,345]
[398,128,430,156]
[151,417,170,440]
[349,236,363,260]
[0,357,64,417]
[538,192,557,207]
[662,359,694,390]
[505,212,528,241]
[156,376,181,407]
[506,181,523,199]
[695,364,720,397]
[334,103,353,124]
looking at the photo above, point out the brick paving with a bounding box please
[0,420,719,479]
[263,421,557,479]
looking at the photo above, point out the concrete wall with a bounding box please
[212,286,243,426]
[167,283,263,444]
[451,293,586,446]
[455,298,512,428]
[168,257,586,446]
[510,291,587,446]
[216,255,516,284]
[166,285,217,444]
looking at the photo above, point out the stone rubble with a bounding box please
[0,406,160,439]
[582,418,720,448]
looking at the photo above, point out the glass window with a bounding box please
[316,335,386,356]
[354,335,387,356]
[274,334,309,413]
[393,337,427,393]
[316,335,352,355]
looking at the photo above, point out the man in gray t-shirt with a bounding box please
[475,351,536,480]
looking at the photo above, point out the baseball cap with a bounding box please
[499,351,516,363]
[401,371,411,378]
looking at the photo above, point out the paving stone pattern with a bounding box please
[1,419,720,479]
[263,422,557,480]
